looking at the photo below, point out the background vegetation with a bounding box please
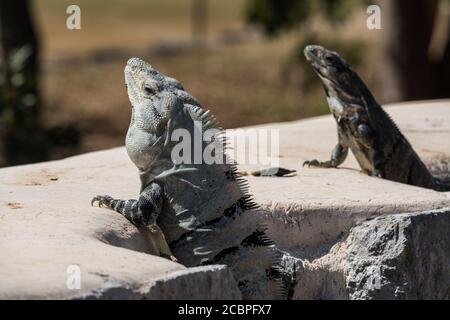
[0,0,449,166]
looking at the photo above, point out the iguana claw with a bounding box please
[303,159,320,167]
[303,159,337,168]
[91,195,113,208]
[371,170,383,178]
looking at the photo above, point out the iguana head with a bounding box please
[304,45,363,101]
[124,57,196,133]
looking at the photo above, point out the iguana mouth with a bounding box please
[304,45,325,70]
[304,45,347,96]
[304,45,335,82]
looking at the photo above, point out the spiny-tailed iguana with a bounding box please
[91,58,286,299]
[302,45,450,192]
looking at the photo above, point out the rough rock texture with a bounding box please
[0,154,241,299]
[0,100,449,299]
[291,208,450,300]
[344,209,450,300]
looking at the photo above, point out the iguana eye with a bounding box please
[143,83,157,96]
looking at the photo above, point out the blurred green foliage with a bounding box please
[283,33,367,90]
[245,0,374,117]
[246,0,371,35]
[0,44,47,165]
[245,0,314,35]
[246,0,370,89]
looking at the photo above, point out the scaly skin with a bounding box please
[91,58,287,299]
[303,45,450,192]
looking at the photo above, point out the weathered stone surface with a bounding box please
[344,209,450,300]
[0,100,449,299]
[82,265,242,300]
[0,153,241,299]
[289,208,450,300]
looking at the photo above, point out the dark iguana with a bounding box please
[91,58,286,299]
[302,45,450,192]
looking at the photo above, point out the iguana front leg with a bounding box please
[303,142,349,168]
[91,182,177,261]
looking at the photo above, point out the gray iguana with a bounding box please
[302,45,450,192]
[91,58,286,299]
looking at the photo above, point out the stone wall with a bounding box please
[1,100,449,299]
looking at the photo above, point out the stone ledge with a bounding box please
[292,208,450,300]
[81,265,241,300]
[0,100,449,299]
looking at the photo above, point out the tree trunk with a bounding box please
[0,0,47,166]
[380,0,449,102]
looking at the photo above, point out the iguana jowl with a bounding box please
[303,45,450,192]
[91,58,284,299]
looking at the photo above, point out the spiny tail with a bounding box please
[209,225,286,300]
[256,224,289,300]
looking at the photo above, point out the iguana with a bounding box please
[302,45,450,192]
[91,58,286,299]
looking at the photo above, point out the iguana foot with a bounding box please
[145,224,178,262]
[92,192,176,262]
[360,167,384,178]
[370,170,383,178]
[161,253,178,262]
[302,159,336,168]
[91,195,115,208]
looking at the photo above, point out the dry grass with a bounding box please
[42,34,321,154]
[34,0,247,58]
[33,1,379,158]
